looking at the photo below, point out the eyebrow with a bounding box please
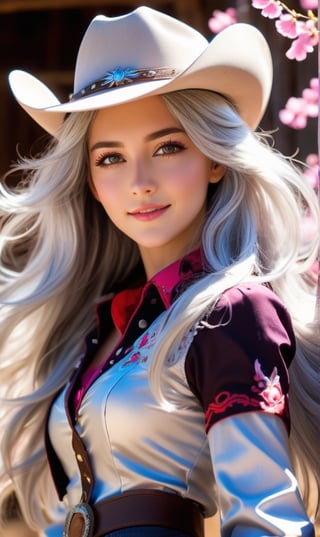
[89,127,185,152]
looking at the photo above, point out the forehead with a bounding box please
[89,95,179,139]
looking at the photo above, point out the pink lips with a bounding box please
[128,204,170,221]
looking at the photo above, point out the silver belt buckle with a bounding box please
[63,502,94,537]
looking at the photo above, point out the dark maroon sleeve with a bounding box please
[185,284,296,432]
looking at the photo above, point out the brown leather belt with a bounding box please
[64,489,204,537]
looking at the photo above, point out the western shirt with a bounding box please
[46,249,314,536]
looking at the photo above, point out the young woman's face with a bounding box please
[88,96,224,268]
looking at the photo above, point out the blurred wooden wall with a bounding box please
[0,0,317,175]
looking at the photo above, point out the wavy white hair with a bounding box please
[0,89,319,531]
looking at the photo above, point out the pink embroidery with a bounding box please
[205,392,260,428]
[205,358,285,428]
[138,333,149,348]
[252,359,285,414]
[123,352,140,366]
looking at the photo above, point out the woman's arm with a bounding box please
[208,412,314,537]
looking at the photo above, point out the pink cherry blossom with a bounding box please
[251,0,319,60]
[275,14,299,38]
[299,0,318,10]
[279,78,318,129]
[302,78,319,117]
[208,8,237,34]
[279,97,308,128]
[303,86,318,105]
[286,20,319,61]
[302,91,318,117]
[251,0,271,9]
[309,77,319,92]
[251,0,282,18]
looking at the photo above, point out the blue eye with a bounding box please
[155,142,186,156]
[95,153,124,166]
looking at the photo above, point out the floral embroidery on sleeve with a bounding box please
[251,359,285,413]
[205,359,285,429]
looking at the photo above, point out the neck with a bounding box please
[139,242,199,280]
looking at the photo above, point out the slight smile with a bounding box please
[128,205,170,221]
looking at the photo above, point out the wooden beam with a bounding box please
[174,0,208,33]
[0,0,170,13]
[0,0,208,33]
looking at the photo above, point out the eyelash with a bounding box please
[155,140,186,156]
[94,140,186,167]
[95,152,122,167]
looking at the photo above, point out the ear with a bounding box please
[209,162,226,184]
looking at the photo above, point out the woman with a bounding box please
[0,6,319,537]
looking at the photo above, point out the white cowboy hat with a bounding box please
[8,6,273,136]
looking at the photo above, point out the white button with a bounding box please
[92,338,98,344]
[138,319,148,329]
[116,347,122,356]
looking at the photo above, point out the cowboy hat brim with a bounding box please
[8,23,272,136]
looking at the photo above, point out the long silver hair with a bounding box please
[0,89,318,530]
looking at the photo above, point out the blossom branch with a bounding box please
[251,0,318,60]
[208,0,319,292]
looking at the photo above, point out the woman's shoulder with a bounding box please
[212,282,292,328]
[196,281,296,368]
[219,281,285,306]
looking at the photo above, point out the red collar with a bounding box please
[111,249,204,334]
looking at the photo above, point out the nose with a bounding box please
[130,161,156,196]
